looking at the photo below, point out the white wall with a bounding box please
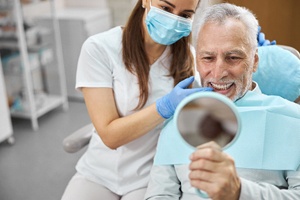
[64,0,135,26]
[23,0,64,19]
[107,0,136,26]
[64,0,108,8]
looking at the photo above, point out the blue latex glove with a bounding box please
[156,76,213,119]
[257,26,276,46]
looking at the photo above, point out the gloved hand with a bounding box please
[257,26,276,46]
[156,76,213,119]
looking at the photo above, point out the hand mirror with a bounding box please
[174,92,241,198]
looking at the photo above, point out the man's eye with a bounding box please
[203,57,213,61]
[227,56,240,61]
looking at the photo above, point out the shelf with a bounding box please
[0,0,69,131]
[1,46,53,73]
[0,37,51,52]
[10,94,64,118]
[0,3,13,12]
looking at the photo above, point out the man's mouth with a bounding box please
[209,82,234,91]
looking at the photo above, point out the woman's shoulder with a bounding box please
[83,26,123,49]
[91,26,122,39]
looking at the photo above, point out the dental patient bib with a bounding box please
[154,88,300,170]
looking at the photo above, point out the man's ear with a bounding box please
[253,49,259,73]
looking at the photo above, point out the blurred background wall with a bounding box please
[224,0,300,52]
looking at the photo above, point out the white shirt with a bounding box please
[75,26,194,195]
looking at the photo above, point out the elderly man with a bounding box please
[145,3,300,200]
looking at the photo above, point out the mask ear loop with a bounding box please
[142,0,152,8]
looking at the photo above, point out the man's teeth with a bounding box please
[211,83,232,90]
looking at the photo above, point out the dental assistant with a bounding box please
[61,0,212,199]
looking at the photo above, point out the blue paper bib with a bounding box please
[154,91,300,170]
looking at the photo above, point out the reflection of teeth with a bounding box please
[211,83,232,90]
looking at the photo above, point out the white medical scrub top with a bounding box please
[75,26,197,195]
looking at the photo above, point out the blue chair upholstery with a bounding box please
[253,45,300,102]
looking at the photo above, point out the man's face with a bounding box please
[196,19,259,101]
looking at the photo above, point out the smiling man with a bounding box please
[196,9,258,101]
[145,3,300,200]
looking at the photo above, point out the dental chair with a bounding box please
[63,45,300,154]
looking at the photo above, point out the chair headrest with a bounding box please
[253,45,300,102]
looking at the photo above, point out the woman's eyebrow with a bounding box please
[160,0,175,8]
[159,0,196,13]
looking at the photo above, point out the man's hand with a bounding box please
[189,141,241,200]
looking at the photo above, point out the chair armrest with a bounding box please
[63,123,94,153]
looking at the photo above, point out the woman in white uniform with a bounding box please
[61,0,210,199]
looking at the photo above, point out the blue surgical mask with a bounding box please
[145,1,193,45]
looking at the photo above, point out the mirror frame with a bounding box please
[174,92,241,150]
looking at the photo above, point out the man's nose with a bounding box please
[211,59,228,79]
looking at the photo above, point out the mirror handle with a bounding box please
[196,188,210,198]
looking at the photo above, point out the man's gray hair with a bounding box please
[195,3,258,50]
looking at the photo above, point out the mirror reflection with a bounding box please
[177,96,239,148]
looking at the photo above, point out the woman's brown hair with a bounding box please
[122,0,195,110]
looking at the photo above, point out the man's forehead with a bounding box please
[197,23,249,55]
[198,19,246,39]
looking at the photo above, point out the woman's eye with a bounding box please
[161,6,171,12]
[180,13,192,19]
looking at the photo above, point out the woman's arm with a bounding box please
[82,87,164,149]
